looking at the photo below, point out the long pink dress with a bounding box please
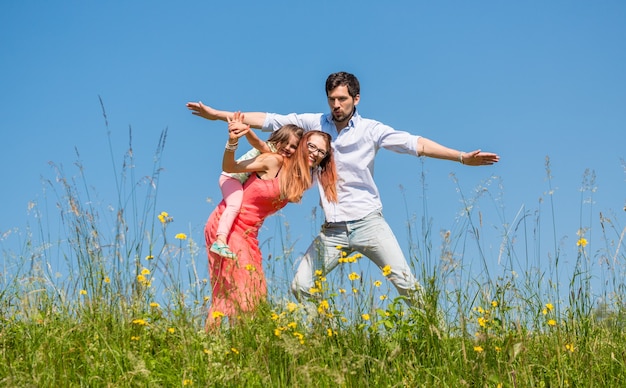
[204,173,288,327]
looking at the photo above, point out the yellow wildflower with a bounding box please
[286,302,298,312]
[576,238,588,247]
[477,317,487,328]
[317,300,330,313]
[327,328,334,337]
[348,272,360,281]
[547,319,557,326]
[175,233,187,240]
[474,345,484,353]
[293,332,305,344]
[374,280,382,287]
[79,289,87,295]
[309,287,320,294]
[150,302,160,308]
[157,211,172,224]
[315,269,323,276]
[104,276,110,284]
[167,327,175,334]
[211,311,225,319]
[132,318,148,326]
[183,379,193,386]
[565,343,575,353]
[137,275,146,283]
[362,314,370,321]
[287,321,297,329]
[382,265,392,277]
[131,336,140,341]
[339,288,346,294]
[380,295,388,301]
[231,348,239,354]
[491,300,498,307]
[145,255,154,260]
[141,268,150,275]
[545,303,554,311]
[352,288,359,294]
[245,264,256,272]
[335,245,343,250]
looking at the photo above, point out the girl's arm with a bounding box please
[245,130,273,154]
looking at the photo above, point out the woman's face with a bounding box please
[277,133,300,158]
[305,134,329,167]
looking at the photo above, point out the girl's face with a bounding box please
[305,134,329,167]
[277,133,300,158]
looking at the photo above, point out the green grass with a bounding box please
[1,120,625,387]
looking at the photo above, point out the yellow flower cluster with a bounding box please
[338,252,363,264]
[158,211,173,224]
[132,318,149,326]
[542,303,558,328]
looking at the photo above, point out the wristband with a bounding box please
[225,140,238,151]
[459,152,464,164]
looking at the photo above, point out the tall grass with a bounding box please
[1,116,625,386]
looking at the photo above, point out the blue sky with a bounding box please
[1,1,625,303]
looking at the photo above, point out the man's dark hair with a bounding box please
[325,72,360,98]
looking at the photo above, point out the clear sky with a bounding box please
[1,1,625,302]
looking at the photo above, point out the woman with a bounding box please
[204,112,337,329]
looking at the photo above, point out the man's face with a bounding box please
[327,85,360,124]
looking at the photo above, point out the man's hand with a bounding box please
[186,101,223,121]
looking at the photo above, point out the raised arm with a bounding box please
[417,137,500,166]
[223,113,282,177]
[245,130,273,154]
[186,101,267,129]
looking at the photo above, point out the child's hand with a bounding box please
[227,111,250,136]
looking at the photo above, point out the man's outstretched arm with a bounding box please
[186,101,268,129]
[418,137,500,166]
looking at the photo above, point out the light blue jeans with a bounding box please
[291,210,422,305]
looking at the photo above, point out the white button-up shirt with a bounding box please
[263,110,420,223]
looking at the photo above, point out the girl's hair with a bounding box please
[267,124,304,148]
[279,130,337,203]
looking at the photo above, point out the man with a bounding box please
[187,71,499,306]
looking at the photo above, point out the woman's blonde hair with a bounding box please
[279,130,337,203]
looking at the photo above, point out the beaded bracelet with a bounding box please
[225,141,238,152]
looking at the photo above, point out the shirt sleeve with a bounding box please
[373,122,421,156]
[262,113,324,131]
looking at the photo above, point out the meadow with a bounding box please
[1,123,625,387]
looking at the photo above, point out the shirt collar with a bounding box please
[324,108,360,130]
